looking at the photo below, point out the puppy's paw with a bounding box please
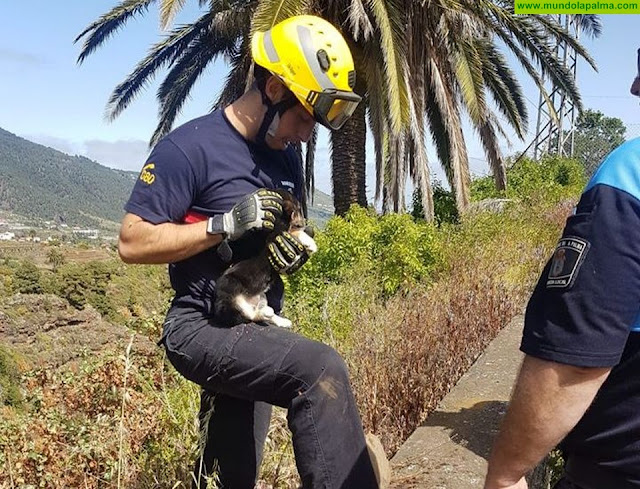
[296,231,318,254]
[271,315,292,328]
[259,306,275,319]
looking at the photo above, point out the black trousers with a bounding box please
[161,305,378,489]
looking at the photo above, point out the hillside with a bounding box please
[0,128,137,228]
[0,127,334,228]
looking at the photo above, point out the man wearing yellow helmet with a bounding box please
[119,14,386,489]
[251,15,362,136]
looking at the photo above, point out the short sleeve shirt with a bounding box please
[124,109,304,314]
[521,138,640,483]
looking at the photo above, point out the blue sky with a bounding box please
[1,2,639,199]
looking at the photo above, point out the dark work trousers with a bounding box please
[160,305,378,489]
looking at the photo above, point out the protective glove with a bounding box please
[268,231,309,274]
[209,189,283,241]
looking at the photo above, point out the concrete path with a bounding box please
[390,315,525,488]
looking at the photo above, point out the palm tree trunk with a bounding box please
[330,100,368,216]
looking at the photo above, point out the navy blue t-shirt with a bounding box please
[521,138,640,487]
[124,109,304,315]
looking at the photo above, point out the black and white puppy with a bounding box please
[214,189,317,328]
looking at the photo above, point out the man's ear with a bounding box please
[264,75,286,104]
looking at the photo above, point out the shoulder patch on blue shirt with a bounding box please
[585,137,640,200]
[546,236,590,288]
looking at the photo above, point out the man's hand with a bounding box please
[222,189,283,241]
[268,231,309,274]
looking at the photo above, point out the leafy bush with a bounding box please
[288,205,443,297]
[12,261,43,294]
[54,261,119,316]
[0,345,23,407]
[471,156,586,204]
[412,182,459,225]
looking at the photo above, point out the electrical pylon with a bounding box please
[532,15,581,160]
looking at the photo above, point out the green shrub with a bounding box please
[53,261,119,316]
[12,261,43,294]
[471,156,586,204]
[0,344,23,407]
[412,182,459,225]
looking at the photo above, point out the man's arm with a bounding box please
[484,354,610,489]
[118,213,222,264]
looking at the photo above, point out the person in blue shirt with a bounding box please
[118,15,389,489]
[484,53,640,489]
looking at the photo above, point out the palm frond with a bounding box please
[426,49,470,210]
[572,14,602,38]
[159,0,188,30]
[75,0,156,64]
[533,15,597,71]
[478,39,527,138]
[347,0,374,41]
[250,0,309,34]
[453,39,487,124]
[106,13,214,121]
[364,0,410,133]
[477,119,506,189]
[151,35,221,145]
[305,127,318,205]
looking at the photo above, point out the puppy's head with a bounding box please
[273,189,305,233]
[272,189,317,254]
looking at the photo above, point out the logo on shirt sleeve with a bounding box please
[546,237,590,288]
[139,163,155,185]
[279,180,295,193]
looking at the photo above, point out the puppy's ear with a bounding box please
[276,189,295,219]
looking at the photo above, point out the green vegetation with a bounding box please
[572,109,626,177]
[0,127,136,228]
[0,345,23,407]
[0,158,586,487]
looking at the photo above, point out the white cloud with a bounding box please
[22,134,150,171]
[0,47,45,66]
[24,134,83,155]
[84,139,150,171]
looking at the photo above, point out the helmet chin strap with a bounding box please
[255,78,298,146]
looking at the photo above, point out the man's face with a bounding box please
[262,76,317,150]
[265,101,316,150]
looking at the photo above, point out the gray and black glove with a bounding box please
[268,231,309,274]
[207,189,283,241]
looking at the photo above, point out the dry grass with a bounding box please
[349,260,526,455]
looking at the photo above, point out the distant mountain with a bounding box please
[0,127,333,229]
[306,187,334,227]
[0,127,137,228]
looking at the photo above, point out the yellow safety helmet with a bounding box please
[252,15,362,130]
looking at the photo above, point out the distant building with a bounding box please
[73,229,99,239]
[0,232,16,241]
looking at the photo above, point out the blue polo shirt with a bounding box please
[124,109,304,315]
[521,138,640,488]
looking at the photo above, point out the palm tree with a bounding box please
[75,0,408,216]
[370,4,601,217]
[76,1,599,218]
